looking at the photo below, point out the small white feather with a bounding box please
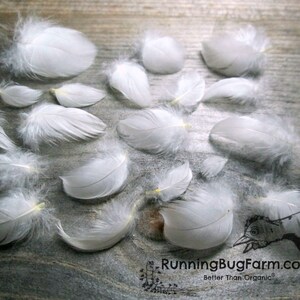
[117,108,188,155]
[0,126,16,152]
[57,198,139,252]
[170,72,205,113]
[0,82,42,107]
[107,60,152,107]
[2,17,97,78]
[141,32,185,74]
[52,83,106,108]
[210,115,296,166]
[151,161,192,201]
[0,191,49,245]
[160,183,234,250]
[61,151,129,200]
[19,103,106,150]
[199,156,228,179]
[202,78,258,105]
[0,151,46,188]
[202,25,269,76]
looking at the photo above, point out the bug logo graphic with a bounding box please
[139,261,178,294]
[234,212,300,253]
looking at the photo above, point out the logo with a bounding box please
[234,212,300,253]
[139,261,178,294]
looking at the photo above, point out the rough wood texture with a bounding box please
[0,0,299,299]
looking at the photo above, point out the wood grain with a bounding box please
[0,0,299,299]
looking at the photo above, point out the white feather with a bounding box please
[0,151,46,188]
[57,198,139,252]
[0,126,16,152]
[202,25,269,76]
[202,78,258,105]
[19,103,106,150]
[107,60,152,107]
[2,17,97,78]
[0,82,42,107]
[151,161,192,202]
[160,183,234,250]
[52,83,106,108]
[210,115,296,166]
[170,72,205,113]
[61,151,129,200]
[199,156,228,179]
[0,190,49,245]
[117,108,188,155]
[141,32,185,74]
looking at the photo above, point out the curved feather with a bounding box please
[57,198,138,252]
[2,17,97,78]
[160,183,234,250]
[0,83,42,107]
[141,32,184,74]
[199,156,228,178]
[19,103,106,150]
[107,60,152,107]
[61,151,129,200]
[0,126,16,152]
[202,78,258,105]
[171,72,205,113]
[209,115,295,165]
[153,161,192,202]
[52,83,106,108]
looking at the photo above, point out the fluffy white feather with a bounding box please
[170,72,205,113]
[150,161,192,201]
[199,156,228,179]
[0,190,49,245]
[57,198,140,252]
[51,83,106,108]
[0,126,16,152]
[18,103,106,150]
[140,32,185,74]
[107,60,152,107]
[61,151,129,200]
[160,183,234,250]
[202,25,269,76]
[209,115,296,166]
[117,108,188,155]
[202,78,258,105]
[0,151,46,188]
[0,82,42,107]
[2,17,97,78]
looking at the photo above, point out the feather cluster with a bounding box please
[199,156,228,179]
[140,32,185,74]
[160,183,234,250]
[61,151,129,200]
[117,108,188,155]
[18,103,106,150]
[51,83,106,108]
[202,25,268,76]
[2,17,97,78]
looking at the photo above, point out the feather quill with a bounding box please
[0,82,42,107]
[18,103,106,150]
[202,78,258,105]
[1,17,97,78]
[57,198,140,252]
[117,108,188,155]
[209,115,296,166]
[51,83,106,108]
[0,190,50,245]
[199,156,228,179]
[150,161,192,201]
[107,60,152,107]
[170,72,205,113]
[160,183,234,250]
[140,32,185,74]
[202,25,269,76]
[61,151,129,200]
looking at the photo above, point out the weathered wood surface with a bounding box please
[0,0,299,299]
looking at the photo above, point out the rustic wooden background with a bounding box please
[0,0,299,299]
